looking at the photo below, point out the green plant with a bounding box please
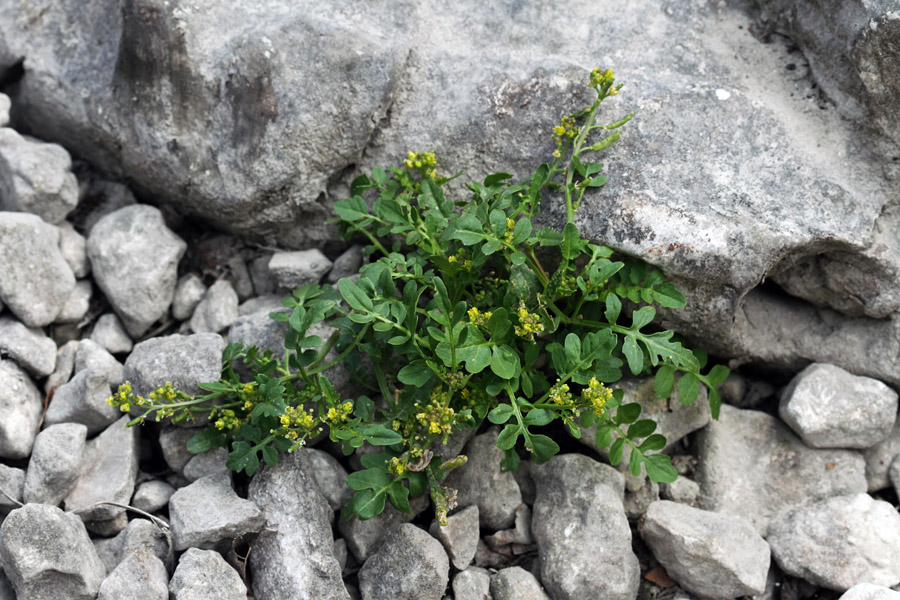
[109,68,727,524]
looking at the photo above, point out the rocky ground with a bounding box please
[1,0,900,599]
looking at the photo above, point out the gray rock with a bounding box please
[94,518,173,574]
[55,280,92,324]
[338,495,430,563]
[453,567,492,600]
[442,429,522,530]
[182,447,229,482]
[768,493,900,591]
[0,94,8,127]
[0,503,106,600]
[132,480,176,514]
[74,338,124,387]
[89,313,133,355]
[124,333,225,401]
[0,464,24,513]
[44,339,78,394]
[237,294,284,317]
[269,249,333,290]
[248,256,277,296]
[779,363,898,449]
[333,538,349,575]
[87,205,186,337]
[168,473,264,551]
[840,584,900,600]
[44,368,119,435]
[430,504,480,570]
[642,500,770,599]
[490,566,550,600]
[695,404,868,535]
[358,523,449,600]
[248,449,349,600]
[579,376,709,458]
[327,245,365,283]
[64,416,139,523]
[752,0,900,145]
[23,423,87,506]
[0,568,13,600]
[293,447,351,512]
[0,315,57,377]
[485,503,534,547]
[189,279,239,334]
[624,476,660,520]
[531,454,638,600]
[79,180,137,234]
[865,418,900,491]
[0,360,42,459]
[227,308,288,357]
[159,426,198,474]
[57,222,90,278]
[660,476,700,507]
[169,548,247,600]
[97,548,168,600]
[171,274,206,321]
[0,212,75,327]
[0,128,79,224]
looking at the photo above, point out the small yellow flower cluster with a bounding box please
[149,381,178,403]
[552,115,578,148]
[107,381,145,414]
[273,404,319,442]
[214,409,242,431]
[589,68,615,89]
[415,389,457,437]
[503,217,516,243]
[388,456,407,476]
[514,303,544,340]
[467,306,492,327]
[548,380,573,406]
[582,377,613,416]
[404,151,438,179]
[326,401,354,424]
[447,248,472,270]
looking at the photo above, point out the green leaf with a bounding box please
[355,396,375,421]
[450,214,488,245]
[261,444,278,467]
[227,442,259,476]
[631,306,656,330]
[510,251,527,265]
[678,373,699,405]
[708,386,722,420]
[488,308,511,339]
[387,480,411,513]
[523,409,554,426]
[489,209,507,237]
[496,424,520,450]
[622,336,643,375]
[398,362,434,387]
[333,196,371,222]
[595,423,613,448]
[527,434,559,464]
[488,404,515,425]
[628,445,642,476]
[350,174,373,196]
[534,228,564,247]
[627,419,657,439]
[644,453,678,483]
[197,381,232,393]
[528,163,550,200]
[605,294,621,324]
[512,219,532,244]
[652,283,686,308]
[586,175,609,188]
[187,428,226,454]
[609,438,625,465]
[639,434,667,451]
[338,278,373,312]
[407,471,427,497]
[347,489,386,520]
[561,223,583,260]
[654,365,675,398]
[490,345,519,379]
[356,424,404,446]
[706,364,730,385]
[484,172,514,187]
[500,447,520,472]
[615,403,642,425]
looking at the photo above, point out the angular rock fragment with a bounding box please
[97,548,168,600]
[182,447,229,482]
[840,584,900,600]
[124,333,225,398]
[168,473,264,551]
[0,503,106,600]
[490,566,550,600]
[93,518,173,574]
[0,464,24,513]
[442,429,522,530]
[0,212,75,327]
[0,128,79,224]
[169,548,247,600]
[531,454,638,600]
[293,447,351,512]
[23,423,87,506]
[64,416,139,525]
[779,363,898,448]
[453,567,492,600]
[189,279,238,333]
[87,205,186,336]
[132,480,176,514]
[430,504,480,570]
[171,274,206,321]
[74,338,124,387]
[57,221,90,278]
[0,359,42,459]
[642,500,770,599]
[358,524,449,600]
[0,316,57,377]
[338,495,429,563]
[695,404,867,534]
[248,449,349,600]
[768,493,900,591]
[89,313,133,354]
[0,93,8,127]
[44,339,78,393]
[55,280,92,324]
[327,245,365,283]
[44,368,119,435]
[269,249,332,290]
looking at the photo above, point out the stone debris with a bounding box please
[55,280,92,324]
[430,504,480,570]
[87,205,186,337]
[182,447,230,483]
[124,333,225,398]
[44,367,119,435]
[453,566,492,600]
[268,249,333,290]
[89,313,133,355]
[171,274,207,321]
[57,221,90,278]
[131,480,176,514]
[358,523,449,600]
[23,422,87,506]
[189,279,239,333]
[327,244,365,283]
[0,315,57,377]
[97,548,168,600]
[779,363,898,449]
[74,338,124,387]
[0,464,25,512]
[0,359,42,459]
[839,584,900,600]
[490,566,551,600]
[168,548,247,600]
